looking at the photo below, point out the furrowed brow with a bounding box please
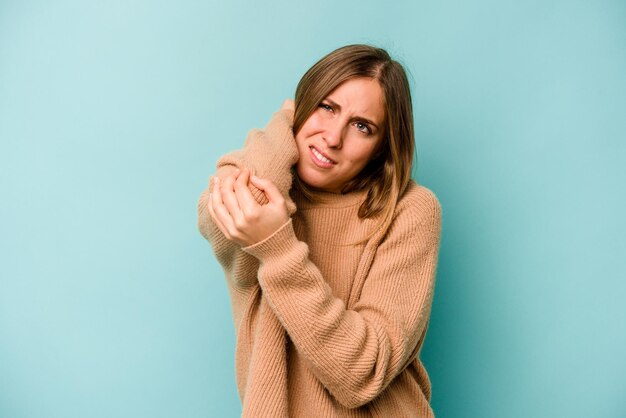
[325,98,380,130]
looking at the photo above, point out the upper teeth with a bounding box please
[312,148,333,164]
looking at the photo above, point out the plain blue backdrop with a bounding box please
[1,1,625,417]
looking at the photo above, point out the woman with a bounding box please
[198,44,442,417]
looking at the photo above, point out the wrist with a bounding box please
[242,219,299,262]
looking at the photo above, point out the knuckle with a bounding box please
[233,216,247,230]
[245,209,260,222]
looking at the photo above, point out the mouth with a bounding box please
[309,146,337,168]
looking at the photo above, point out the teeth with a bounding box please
[312,147,333,164]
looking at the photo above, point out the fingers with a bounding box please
[220,170,242,218]
[210,177,237,238]
[209,169,260,244]
[210,172,289,247]
[207,190,228,238]
[233,168,260,213]
[249,175,285,206]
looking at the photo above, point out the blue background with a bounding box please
[1,1,625,417]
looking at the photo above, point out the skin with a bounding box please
[208,168,289,247]
[295,77,386,194]
[209,77,386,247]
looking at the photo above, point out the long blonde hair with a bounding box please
[293,44,415,236]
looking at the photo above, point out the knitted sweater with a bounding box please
[197,108,442,417]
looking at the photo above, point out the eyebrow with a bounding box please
[324,98,381,130]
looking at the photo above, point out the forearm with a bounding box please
[242,208,441,408]
[215,108,298,212]
[197,107,298,283]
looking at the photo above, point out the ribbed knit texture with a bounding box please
[197,109,442,417]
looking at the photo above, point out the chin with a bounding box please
[296,165,337,192]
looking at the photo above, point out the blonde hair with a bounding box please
[293,44,415,237]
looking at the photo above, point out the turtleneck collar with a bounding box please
[290,184,368,210]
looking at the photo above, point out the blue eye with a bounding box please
[355,122,371,134]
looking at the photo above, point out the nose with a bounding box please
[322,119,344,149]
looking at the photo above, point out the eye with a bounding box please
[354,121,371,135]
[319,102,333,112]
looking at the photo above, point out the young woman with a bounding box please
[198,44,442,418]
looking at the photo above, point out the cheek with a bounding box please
[298,113,323,136]
[294,133,308,156]
[295,120,311,144]
[295,134,315,166]
[348,144,379,167]
[295,118,320,153]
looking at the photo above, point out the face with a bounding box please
[295,77,386,193]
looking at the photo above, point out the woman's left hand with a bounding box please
[208,168,290,247]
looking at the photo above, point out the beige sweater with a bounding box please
[198,108,442,417]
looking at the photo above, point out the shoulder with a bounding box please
[373,180,441,256]
[393,180,442,229]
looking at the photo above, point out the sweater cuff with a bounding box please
[242,218,300,263]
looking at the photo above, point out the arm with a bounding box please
[197,105,298,277]
[213,105,298,212]
[241,188,442,408]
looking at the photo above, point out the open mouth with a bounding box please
[310,146,336,166]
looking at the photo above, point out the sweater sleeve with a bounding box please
[242,189,442,408]
[197,108,299,284]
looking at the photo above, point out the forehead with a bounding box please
[327,77,385,125]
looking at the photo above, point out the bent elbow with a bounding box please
[326,370,389,409]
[332,386,382,409]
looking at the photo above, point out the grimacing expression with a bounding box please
[295,77,386,193]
